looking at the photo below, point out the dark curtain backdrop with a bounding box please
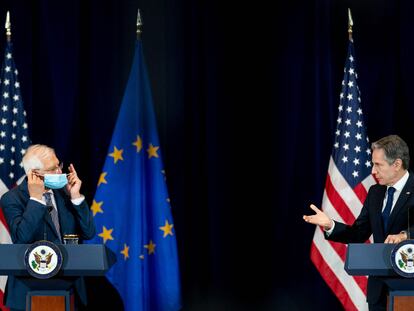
[1,0,414,310]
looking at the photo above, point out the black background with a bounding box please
[1,0,414,310]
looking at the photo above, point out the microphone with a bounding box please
[408,205,411,240]
[43,205,53,241]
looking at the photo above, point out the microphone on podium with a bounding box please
[43,205,53,241]
[407,203,412,240]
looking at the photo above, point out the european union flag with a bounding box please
[87,38,181,311]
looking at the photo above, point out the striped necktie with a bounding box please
[43,192,61,241]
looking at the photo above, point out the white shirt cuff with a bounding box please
[324,220,335,236]
[71,195,85,205]
[30,197,46,205]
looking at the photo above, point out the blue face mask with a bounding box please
[44,174,68,189]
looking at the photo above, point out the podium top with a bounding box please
[345,243,397,276]
[0,244,116,277]
[345,243,414,291]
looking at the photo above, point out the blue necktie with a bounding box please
[43,192,61,241]
[382,187,396,231]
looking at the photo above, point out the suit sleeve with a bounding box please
[325,192,373,243]
[71,200,96,240]
[1,192,48,243]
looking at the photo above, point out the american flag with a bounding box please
[310,38,376,310]
[0,39,31,309]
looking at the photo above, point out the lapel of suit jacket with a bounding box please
[387,172,414,232]
[20,179,59,238]
[372,185,387,240]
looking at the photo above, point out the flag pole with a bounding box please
[5,11,11,42]
[136,9,142,40]
[348,8,353,41]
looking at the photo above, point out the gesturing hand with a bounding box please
[303,204,333,230]
[66,163,82,199]
[27,169,45,200]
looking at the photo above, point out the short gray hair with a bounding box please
[22,144,56,174]
[371,135,410,169]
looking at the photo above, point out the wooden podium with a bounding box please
[345,243,414,311]
[0,244,116,311]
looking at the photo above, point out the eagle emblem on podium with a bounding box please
[399,248,414,271]
[391,240,414,277]
[32,250,54,270]
[24,240,63,279]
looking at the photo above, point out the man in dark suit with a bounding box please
[304,135,413,311]
[0,144,96,310]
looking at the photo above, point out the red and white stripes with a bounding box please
[311,157,376,310]
[0,179,12,310]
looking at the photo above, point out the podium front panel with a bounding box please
[345,243,397,276]
[0,244,115,276]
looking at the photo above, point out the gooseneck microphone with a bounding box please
[43,205,53,241]
[43,209,47,240]
[408,205,411,240]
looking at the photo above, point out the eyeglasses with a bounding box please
[41,162,64,174]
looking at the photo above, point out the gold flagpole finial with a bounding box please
[5,11,11,41]
[136,9,143,39]
[348,8,353,40]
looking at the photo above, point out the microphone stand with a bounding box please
[408,205,411,240]
[43,205,53,241]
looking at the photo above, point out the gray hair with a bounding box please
[371,135,410,170]
[22,144,56,174]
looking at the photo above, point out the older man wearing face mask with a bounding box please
[0,144,95,311]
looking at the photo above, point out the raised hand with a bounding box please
[27,169,45,200]
[66,163,82,199]
[303,204,333,230]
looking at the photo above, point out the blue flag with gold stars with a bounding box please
[86,39,181,311]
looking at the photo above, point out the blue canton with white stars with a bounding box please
[332,40,371,188]
[0,41,30,188]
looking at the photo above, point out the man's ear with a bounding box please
[394,158,403,170]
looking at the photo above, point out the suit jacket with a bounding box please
[0,179,96,310]
[326,172,414,304]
